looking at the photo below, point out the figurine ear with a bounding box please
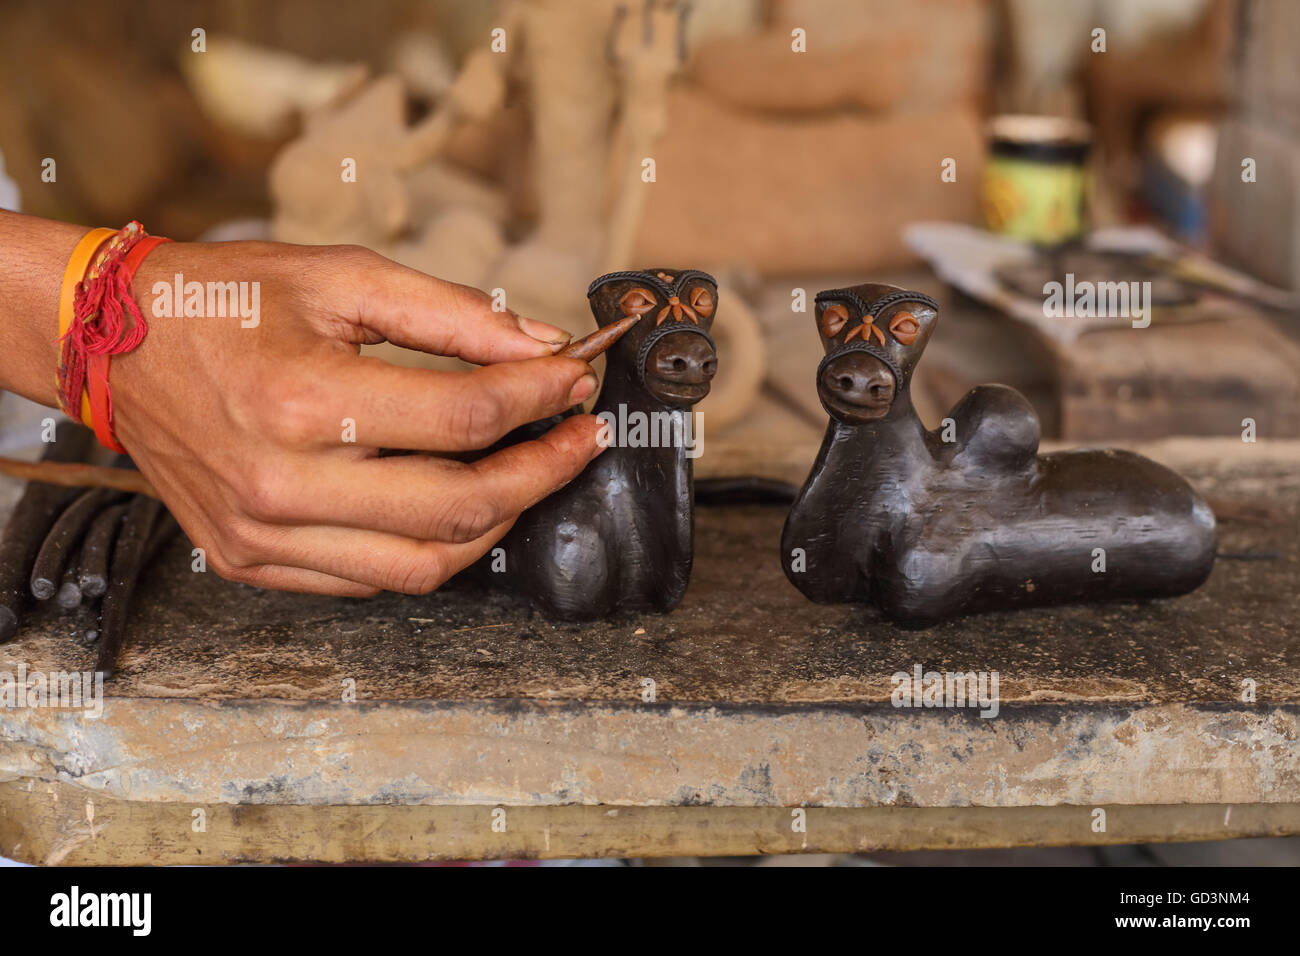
[619,287,659,316]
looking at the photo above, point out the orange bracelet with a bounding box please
[86,235,171,452]
[57,227,115,427]
[58,222,171,453]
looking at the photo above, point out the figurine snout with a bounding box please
[820,352,896,423]
[655,334,717,383]
[645,332,716,405]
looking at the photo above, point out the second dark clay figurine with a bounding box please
[492,269,718,620]
[781,282,1216,626]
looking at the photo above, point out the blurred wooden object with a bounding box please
[633,93,984,273]
[1049,310,1300,441]
[182,38,368,139]
[484,0,623,335]
[1209,0,1300,291]
[1235,0,1300,132]
[1211,118,1300,293]
[696,288,766,431]
[267,64,513,376]
[270,77,419,247]
[1084,0,1237,193]
[688,28,907,114]
[395,47,510,169]
[269,71,510,289]
[598,2,767,431]
[603,1,688,273]
[0,0,452,233]
[484,0,761,336]
[1,40,195,226]
[10,783,1297,864]
[691,0,987,114]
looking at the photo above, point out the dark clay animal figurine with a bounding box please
[493,269,718,620]
[781,282,1216,626]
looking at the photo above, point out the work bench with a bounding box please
[1,438,1297,864]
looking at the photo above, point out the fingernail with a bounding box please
[516,314,571,348]
[568,372,599,406]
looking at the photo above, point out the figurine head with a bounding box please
[587,269,718,407]
[813,283,939,424]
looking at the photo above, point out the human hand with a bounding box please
[111,241,603,596]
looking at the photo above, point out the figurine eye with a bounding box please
[820,303,849,338]
[689,287,714,317]
[620,288,659,316]
[889,311,920,345]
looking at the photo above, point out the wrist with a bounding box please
[0,212,105,407]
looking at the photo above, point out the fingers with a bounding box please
[274,353,599,452]
[204,415,603,594]
[242,414,605,543]
[341,251,574,364]
[235,519,514,594]
[224,564,382,597]
[160,499,384,597]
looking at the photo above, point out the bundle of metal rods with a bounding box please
[0,421,176,675]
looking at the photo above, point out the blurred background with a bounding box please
[1,0,1297,868]
[1,0,1297,448]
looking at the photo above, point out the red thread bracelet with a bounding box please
[65,224,171,453]
[87,234,171,452]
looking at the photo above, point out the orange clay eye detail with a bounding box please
[820,303,849,338]
[619,288,658,316]
[889,310,920,345]
[689,287,714,317]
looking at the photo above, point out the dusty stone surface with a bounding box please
[0,441,1296,808]
[4,447,1296,705]
[4,698,1298,808]
[6,780,1298,865]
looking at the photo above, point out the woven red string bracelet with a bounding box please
[58,222,171,453]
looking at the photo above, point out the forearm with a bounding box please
[0,210,93,408]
